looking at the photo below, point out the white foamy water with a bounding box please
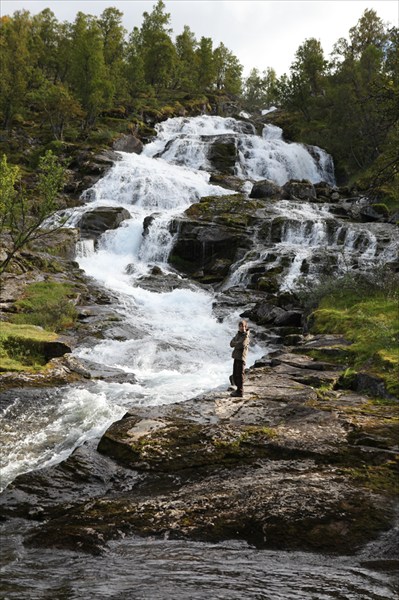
[1,117,271,490]
[142,115,335,186]
[2,115,397,489]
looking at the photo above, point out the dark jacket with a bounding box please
[230,330,250,362]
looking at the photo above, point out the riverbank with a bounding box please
[1,112,398,561]
[1,334,398,557]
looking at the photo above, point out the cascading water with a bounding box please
[1,115,398,600]
[145,115,335,186]
[236,123,335,185]
[2,114,398,486]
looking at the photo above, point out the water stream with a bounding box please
[1,115,397,598]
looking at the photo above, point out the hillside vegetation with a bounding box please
[0,2,397,200]
[0,2,398,398]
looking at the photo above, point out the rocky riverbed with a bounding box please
[1,113,398,564]
[1,334,398,557]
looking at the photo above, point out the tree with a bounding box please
[68,12,114,127]
[175,25,198,91]
[326,10,395,175]
[29,79,83,140]
[98,7,127,102]
[349,8,388,57]
[244,67,278,110]
[137,0,177,91]
[196,37,215,90]
[125,27,147,96]
[30,8,61,82]
[280,38,327,120]
[0,151,66,274]
[213,43,243,95]
[0,11,32,128]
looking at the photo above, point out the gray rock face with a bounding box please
[282,180,317,201]
[207,136,238,173]
[169,218,250,281]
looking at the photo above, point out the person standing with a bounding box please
[229,319,250,397]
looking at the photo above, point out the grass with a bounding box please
[0,281,78,372]
[310,284,399,397]
[11,281,78,332]
[0,322,57,371]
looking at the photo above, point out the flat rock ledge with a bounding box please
[1,349,398,557]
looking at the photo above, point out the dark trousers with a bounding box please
[233,359,245,393]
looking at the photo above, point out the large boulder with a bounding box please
[250,179,282,199]
[3,358,396,556]
[282,180,317,201]
[78,206,131,240]
[112,134,143,154]
[207,136,238,174]
[169,218,247,282]
[168,194,261,282]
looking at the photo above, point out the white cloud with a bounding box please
[2,0,398,76]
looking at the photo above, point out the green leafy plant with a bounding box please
[0,150,66,274]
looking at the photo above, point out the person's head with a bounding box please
[238,319,248,332]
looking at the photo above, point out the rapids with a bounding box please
[1,115,398,598]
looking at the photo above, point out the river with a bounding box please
[1,115,398,599]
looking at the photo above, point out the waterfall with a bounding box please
[235,124,335,185]
[140,115,334,186]
[76,238,95,258]
[1,114,397,491]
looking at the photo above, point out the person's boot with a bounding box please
[230,390,243,397]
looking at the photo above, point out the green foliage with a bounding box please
[243,67,279,111]
[0,150,66,273]
[0,4,397,196]
[68,12,115,127]
[276,9,398,190]
[11,281,78,331]
[0,11,32,129]
[303,270,399,397]
[0,322,57,371]
[213,42,243,95]
[29,79,83,140]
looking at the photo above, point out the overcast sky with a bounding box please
[2,1,398,76]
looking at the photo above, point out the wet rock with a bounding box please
[282,180,317,201]
[142,213,161,236]
[243,301,303,327]
[0,357,82,392]
[207,137,238,174]
[66,150,121,195]
[25,459,394,556]
[112,134,143,154]
[69,358,137,383]
[250,179,282,199]
[169,218,249,281]
[132,270,202,293]
[1,354,398,557]
[209,173,248,192]
[0,442,141,520]
[78,206,131,240]
[359,204,390,223]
